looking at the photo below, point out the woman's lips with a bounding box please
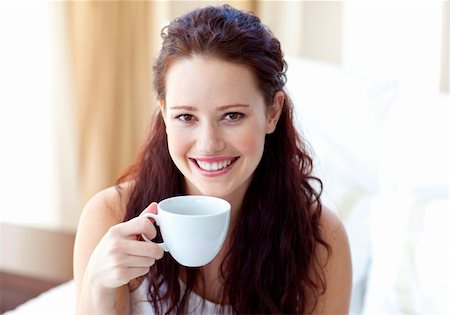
[189,156,239,176]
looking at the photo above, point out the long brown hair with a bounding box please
[119,4,330,314]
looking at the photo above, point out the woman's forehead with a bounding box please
[164,56,263,107]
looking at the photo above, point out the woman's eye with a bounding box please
[224,112,244,121]
[176,114,195,122]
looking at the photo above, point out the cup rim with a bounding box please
[157,195,231,217]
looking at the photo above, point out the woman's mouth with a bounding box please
[190,157,239,174]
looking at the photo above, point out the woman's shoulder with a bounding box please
[318,206,347,242]
[317,205,351,269]
[312,205,352,313]
[79,182,134,228]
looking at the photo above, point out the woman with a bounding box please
[74,4,352,314]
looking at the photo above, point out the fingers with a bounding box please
[110,216,157,241]
[139,202,158,216]
[112,267,152,286]
[109,203,159,241]
[123,240,164,260]
[107,214,164,259]
[124,267,152,283]
[138,202,159,241]
[115,254,157,269]
[86,203,165,290]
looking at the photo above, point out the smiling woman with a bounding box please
[1,1,447,314]
[73,4,351,315]
[161,56,280,199]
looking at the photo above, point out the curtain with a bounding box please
[66,1,154,203]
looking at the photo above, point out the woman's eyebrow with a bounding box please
[169,104,249,111]
[217,104,250,111]
[169,105,197,111]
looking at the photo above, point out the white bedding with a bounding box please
[4,280,75,315]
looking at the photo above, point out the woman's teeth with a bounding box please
[196,159,233,172]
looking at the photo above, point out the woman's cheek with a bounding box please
[167,128,192,156]
[233,125,265,154]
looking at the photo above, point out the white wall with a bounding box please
[0,2,78,232]
[342,2,444,93]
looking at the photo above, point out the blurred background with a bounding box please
[0,1,448,314]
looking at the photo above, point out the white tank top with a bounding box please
[130,278,232,314]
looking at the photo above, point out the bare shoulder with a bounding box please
[81,182,133,223]
[319,206,349,247]
[312,206,352,314]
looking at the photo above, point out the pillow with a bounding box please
[285,56,399,206]
[363,194,449,314]
[285,56,400,313]
[377,89,450,194]
[363,89,450,314]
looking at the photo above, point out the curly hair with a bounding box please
[119,4,330,314]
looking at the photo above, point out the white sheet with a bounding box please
[3,280,75,315]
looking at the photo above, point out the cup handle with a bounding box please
[140,213,169,252]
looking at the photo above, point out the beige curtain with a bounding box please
[64,1,304,205]
[66,1,155,203]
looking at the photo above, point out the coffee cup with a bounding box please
[140,195,231,267]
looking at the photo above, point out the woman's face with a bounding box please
[162,55,281,202]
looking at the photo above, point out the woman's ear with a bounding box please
[265,91,284,134]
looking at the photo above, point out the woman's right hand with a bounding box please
[84,202,165,291]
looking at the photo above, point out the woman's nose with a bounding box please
[196,122,226,154]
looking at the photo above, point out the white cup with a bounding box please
[140,195,231,267]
